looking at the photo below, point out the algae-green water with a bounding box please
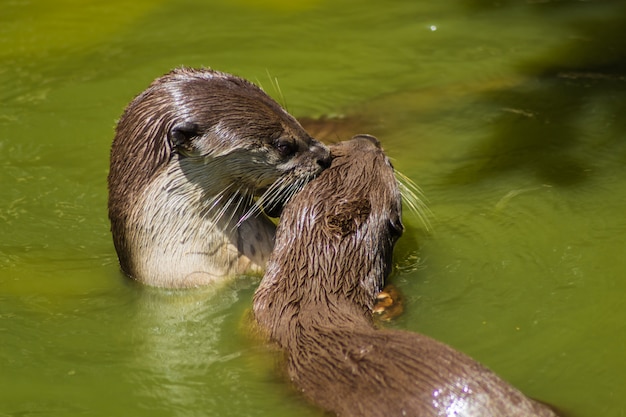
[1,1,625,416]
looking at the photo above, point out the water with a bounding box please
[1,0,625,416]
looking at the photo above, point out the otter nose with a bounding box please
[314,145,332,170]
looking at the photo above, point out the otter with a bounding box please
[108,68,330,288]
[253,135,559,417]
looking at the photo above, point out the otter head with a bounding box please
[255,135,404,330]
[322,135,404,289]
[107,67,331,286]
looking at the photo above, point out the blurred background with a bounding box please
[1,1,625,416]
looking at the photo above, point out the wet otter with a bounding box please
[253,135,559,417]
[108,68,330,287]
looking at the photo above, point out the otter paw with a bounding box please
[373,284,404,321]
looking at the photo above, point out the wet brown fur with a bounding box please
[253,136,559,417]
[108,68,330,287]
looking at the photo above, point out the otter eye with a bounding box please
[274,137,296,157]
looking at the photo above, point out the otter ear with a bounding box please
[168,122,199,152]
[325,198,371,237]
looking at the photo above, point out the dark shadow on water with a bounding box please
[448,0,626,187]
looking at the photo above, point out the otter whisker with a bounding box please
[240,175,290,222]
[265,69,288,110]
[264,176,298,205]
[201,182,249,233]
[237,182,279,226]
[286,176,312,202]
[222,190,246,225]
[227,186,259,230]
[266,175,310,208]
[395,170,432,231]
[200,183,234,217]
[204,182,235,212]
[220,186,253,228]
[237,174,312,227]
[236,183,278,227]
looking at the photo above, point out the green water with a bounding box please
[1,0,625,416]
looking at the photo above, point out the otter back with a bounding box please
[253,135,559,417]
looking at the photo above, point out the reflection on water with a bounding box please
[126,279,322,417]
[1,0,626,416]
[129,285,238,413]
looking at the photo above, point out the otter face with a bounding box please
[161,69,331,217]
[167,96,330,192]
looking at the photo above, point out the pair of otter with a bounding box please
[108,68,559,416]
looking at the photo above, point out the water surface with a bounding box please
[1,1,625,416]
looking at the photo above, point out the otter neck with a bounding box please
[127,157,275,287]
[254,255,378,350]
